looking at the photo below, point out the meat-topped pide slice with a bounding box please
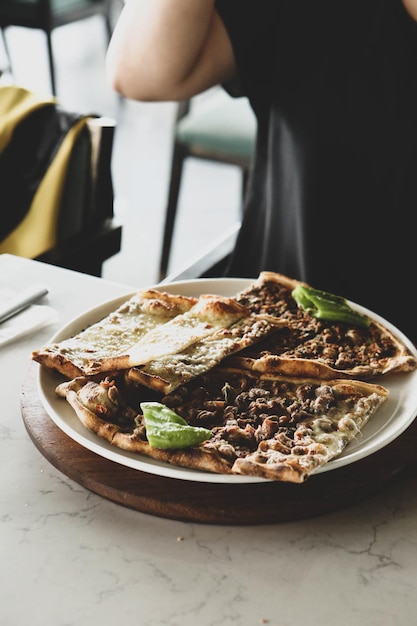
[55,365,388,483]
[229,271,417,380]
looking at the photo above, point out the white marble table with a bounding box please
[2,253,417,626]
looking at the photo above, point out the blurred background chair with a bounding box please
[158,89,257,281]
[0,0,115,95]
[37,115,122,276]
[0,85,122,277]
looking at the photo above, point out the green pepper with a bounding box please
[140,402,211,449]
[291,285,371,328]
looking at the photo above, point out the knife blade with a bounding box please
[0,284,49,324]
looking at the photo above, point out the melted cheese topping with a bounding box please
[41,290,196,371]
[121,295,250,368]
[130,316,281,393]
[252,388,386,476]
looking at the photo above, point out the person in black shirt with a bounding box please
[106,0,417,341]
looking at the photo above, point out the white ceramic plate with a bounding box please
[37,278,417,483]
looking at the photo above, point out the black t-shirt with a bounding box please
[216,0,417,341]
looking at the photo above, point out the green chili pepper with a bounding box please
[140,402,211,449]
[291,285,371,328]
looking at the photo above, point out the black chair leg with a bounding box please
[240,168,249,216]
[158,142,186,281]
[104,0,124,41]
[104,1,113,41]
[1,28,13,76]
[45,30,57,95]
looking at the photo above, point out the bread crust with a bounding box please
[32,271,417,381]
[56,377,234,475]
[233,272,417,379]
[32,289,198,378]
[55,369,388,483]
[34,271,415,482]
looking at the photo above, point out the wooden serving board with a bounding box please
[21,364,417,525]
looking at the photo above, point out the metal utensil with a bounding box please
[0,284,49,324]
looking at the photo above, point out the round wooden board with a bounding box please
[21,364,417,525]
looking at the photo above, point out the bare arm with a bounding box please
[403,0,417,20]
[106,0,236,101]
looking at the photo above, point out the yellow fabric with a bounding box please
[0,85,56,153]
[0,117,90,258]
[0,85,91,259]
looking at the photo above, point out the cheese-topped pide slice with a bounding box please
[84,294,254,375]
[127,294,249,363]
[129,314,284,394]
[32,289,197,379]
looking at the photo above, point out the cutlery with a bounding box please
[0,284,49,324]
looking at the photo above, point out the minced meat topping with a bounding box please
[235,280,399,371]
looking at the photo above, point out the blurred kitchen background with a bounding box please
[0,9,242,287]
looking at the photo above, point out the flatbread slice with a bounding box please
[82,293,253,375]
[128,314,284,394]
[55,374,233,474]
[55,366,388,483]
[231,271,417,379]
[32,289,197,379]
